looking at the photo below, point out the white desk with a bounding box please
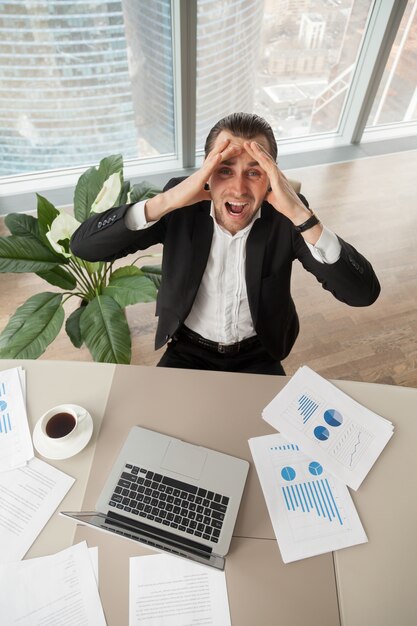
[1,359,416,625]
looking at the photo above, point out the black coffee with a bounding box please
[45,412,76,438]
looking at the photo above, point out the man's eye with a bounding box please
[248,170,261,177]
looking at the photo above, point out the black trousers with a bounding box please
[157,335,285,375]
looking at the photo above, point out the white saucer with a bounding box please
[33,404,93,460]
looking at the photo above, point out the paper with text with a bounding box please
[0,367,33,472]
[0,542,106,625]
[0,456,75,562]
[249,433,368,563]
[262,366,394,489]
[129,554,231,626]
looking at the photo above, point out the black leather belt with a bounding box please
[177,326,259,355]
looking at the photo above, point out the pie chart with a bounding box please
[309,461,323,475]
[324,408,343,427]
[281,466,296,481]
[314,425,329,441]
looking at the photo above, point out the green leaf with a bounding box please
[36,194,60,246]
[0,236,65,273]
[79,295,131,364]
[129,181,161,203]
[0,292,64,359]
[36,266,77,290]
[5,213,41,239]
[117,180,130,206]
[103,266,157,307]
[65,304,86,348]
[73,154,123,223]
[141,264,162,290]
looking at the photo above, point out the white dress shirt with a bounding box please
[125,200,341,344]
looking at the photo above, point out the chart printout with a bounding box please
[262,366,394,490]
[0,367,33,472]
[248,433,367,563]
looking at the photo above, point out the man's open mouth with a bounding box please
[225,201,248,215]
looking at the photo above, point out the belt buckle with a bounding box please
[218,342,239,354]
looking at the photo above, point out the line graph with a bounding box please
[331,422,372,467]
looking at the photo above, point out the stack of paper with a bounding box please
[249,366,394,563]
[249,433,367,563]
[262,366,394,490]
[0,366,75,561]
[0,366,33,471]
[0,542,106,625]
[0,457,75,562]
[130,553,231,626]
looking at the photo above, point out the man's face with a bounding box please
[208,131,271,235]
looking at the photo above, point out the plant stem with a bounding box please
[68,259,95,297]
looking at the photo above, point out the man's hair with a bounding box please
[204,112,278,161]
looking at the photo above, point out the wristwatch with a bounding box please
[293,210,320,233]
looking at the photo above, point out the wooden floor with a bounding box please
[1,149,417,387]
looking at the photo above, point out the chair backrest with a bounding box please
[288,178,301,193]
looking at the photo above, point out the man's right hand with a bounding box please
[144,138,241,222]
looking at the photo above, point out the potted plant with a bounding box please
[0,155,161,364]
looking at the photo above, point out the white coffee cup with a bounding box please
[40,404,87,442]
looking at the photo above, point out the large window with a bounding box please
[0,0,415,195]
[0,0,175,177]
[196,0,374,150]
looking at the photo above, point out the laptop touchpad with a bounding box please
[161,441,207,479]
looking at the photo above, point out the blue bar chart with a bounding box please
[0,413,12,435]
[281,477,343,525]
[270,443,299,451]
[297,393,319,424]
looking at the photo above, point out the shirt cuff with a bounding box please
[305,226,341,264]
[124,200,157,231]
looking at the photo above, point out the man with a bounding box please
[71,112,380,375]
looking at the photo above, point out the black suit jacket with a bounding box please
[70,178,380,360]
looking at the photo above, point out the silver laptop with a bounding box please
[61,426,249,570]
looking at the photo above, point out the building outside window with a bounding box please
[0,0,175,177]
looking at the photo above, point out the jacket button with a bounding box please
[98,221,102,228]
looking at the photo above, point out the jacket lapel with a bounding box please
[246,207,271,325]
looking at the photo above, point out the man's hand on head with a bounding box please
[144,139,242,222]
[243,141,310,222]
[243,141,323,244]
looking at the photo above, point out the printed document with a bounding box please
[0,541,106,625]
[249,433,368,563]
[0,456,74,562]
[129,553,231,626]
[262,366,394,489]
[0,366,33,471]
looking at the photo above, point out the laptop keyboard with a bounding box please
[108,463,230,543]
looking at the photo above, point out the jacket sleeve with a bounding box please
[293,227,380,306]
[70,177,187,262]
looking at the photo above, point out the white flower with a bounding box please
[46,211,80,257]
[91,172,122,213]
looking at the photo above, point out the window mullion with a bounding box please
[173,0,197,169]
[339,0,408,145]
